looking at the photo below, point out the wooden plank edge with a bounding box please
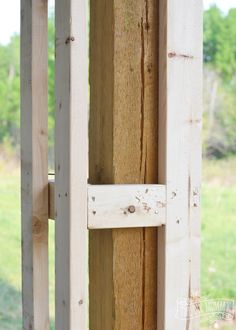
[48,181,166,229]
[21,0,49,327]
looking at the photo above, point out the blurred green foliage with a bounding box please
[204,6,236,80]
[0,17,55,163]
[0,8,236,159]
[0,36,20,146]
[204,6,236,158]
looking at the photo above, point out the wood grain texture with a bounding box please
[49,182,166,229]
[55,0,89,328]
[157,0,202,329]
[88,184,166,229]
[89,0,158,328]
[21,0,49,329]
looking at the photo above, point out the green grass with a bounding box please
[202,185,236,299]
[0,159,236,328]
[0,167,55,329]
[202,159,236,300]
[201,159,236,329]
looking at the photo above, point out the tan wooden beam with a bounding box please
[21,0,49,328]
[89,0,159,328]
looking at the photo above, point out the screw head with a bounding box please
[128,205,136,213]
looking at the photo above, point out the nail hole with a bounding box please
[172,191,177,198]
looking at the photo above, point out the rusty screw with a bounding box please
[128,205,136,214]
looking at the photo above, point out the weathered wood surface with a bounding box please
[157,0,202,329]
[55,0,89,328]
[89,0,159,328]
[21,0,49,328]
[88,184,166,229]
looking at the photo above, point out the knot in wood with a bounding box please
[32,216,47,239]
[32,217,42,235]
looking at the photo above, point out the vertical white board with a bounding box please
[158,0,202,329]
[21,0,49,328]
[55,0,89,328]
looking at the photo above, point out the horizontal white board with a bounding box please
[87,184,166,229]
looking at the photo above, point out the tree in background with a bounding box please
[0,17,55,164]
[204,6,236,158]
[48,17,55,165]
[0,36,20,147]
[204,6,236,80]
[0,8,236,159]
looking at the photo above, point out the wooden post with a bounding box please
[21,0,201,328]
[21,0,49,328]
[55,0,88,328]
[158,0,202,329]
[89,0,159,328]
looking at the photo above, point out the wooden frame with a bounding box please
[21,0,202,328]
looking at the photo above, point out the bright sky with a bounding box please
[204,0,236,11]
[0,0,236,45]
[0,0,54,45]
